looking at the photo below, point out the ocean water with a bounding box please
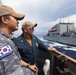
[41,38,76,60]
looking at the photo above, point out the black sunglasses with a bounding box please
[27,27,34,30]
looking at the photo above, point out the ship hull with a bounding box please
[43,35,76,46]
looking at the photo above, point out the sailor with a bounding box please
[0,5,25,75]
[14,21,56,75]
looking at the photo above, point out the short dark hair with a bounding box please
[0,14,10,24]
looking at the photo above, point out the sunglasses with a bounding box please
[27,27,34,30]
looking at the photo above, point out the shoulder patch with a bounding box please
[0,45,13,59]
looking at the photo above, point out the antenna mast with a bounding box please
[59,17,62,23]
[63,16,64,23]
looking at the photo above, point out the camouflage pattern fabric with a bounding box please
[22,67,38,75]
[0,30,24,75]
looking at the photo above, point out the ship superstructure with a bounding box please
[43,22,76,46]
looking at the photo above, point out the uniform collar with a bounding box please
[0,30,13,39]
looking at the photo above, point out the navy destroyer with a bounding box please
[43,22,76,46]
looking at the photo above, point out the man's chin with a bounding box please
[15,28,18,31]
[12,29,18,32]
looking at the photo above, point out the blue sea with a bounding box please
[39,36,76,60]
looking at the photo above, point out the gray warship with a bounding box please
[43,22,76,46]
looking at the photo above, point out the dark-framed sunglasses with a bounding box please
[27,27,34,30]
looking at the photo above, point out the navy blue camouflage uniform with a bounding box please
[0,30,24,75]
[14,34,48,65]
[14,34,48,75]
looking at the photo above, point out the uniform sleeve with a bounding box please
[0,61,5,75]
[13,38,21,60]
[0,37,7,75]
[35,36,48,51]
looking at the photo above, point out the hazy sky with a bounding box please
[1,0,76,39]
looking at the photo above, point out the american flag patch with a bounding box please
[0,45,13,59]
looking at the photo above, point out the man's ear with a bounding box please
[1,16,8,25]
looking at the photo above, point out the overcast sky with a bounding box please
[1,0,76,39]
